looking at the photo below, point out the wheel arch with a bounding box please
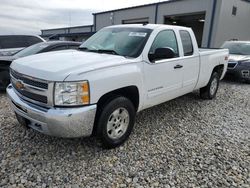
[96,85,140,112]
[92,85,140,136]
[212,64,224,79]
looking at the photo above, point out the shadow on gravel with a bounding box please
[222,75,249,85]
[0,89,6,94]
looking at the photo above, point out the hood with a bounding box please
[229,54,250,62]
[10,50,133,81]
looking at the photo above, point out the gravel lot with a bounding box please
[0,81,249,188]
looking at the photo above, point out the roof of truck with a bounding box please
[106,24,191,30]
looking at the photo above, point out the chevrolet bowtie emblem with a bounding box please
[16,80,24,90]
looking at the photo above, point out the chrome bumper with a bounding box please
[7,84,97,138]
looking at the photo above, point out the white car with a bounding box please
[7,24,229,148]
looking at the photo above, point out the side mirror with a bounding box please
[149,47,176,62]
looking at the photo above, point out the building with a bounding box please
[41,0,250,48]
[41,25,94,42]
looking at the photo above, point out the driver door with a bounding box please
[143,30,183,108]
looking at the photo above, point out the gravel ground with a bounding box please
[0,80,249,188]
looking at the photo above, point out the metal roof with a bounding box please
[93,0,183,15]
[93,0,250,15]
[41,32,95,38]
[41,25,93,32]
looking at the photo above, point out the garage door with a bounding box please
[164,13,206,47]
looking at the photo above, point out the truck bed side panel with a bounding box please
[195,49,228,89]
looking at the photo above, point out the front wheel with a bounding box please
[200,72,220,100]
[96,96,136,148]
[15,113,29,128]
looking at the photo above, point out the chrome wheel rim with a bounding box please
[210,78,218,96]
[107,108,129,140]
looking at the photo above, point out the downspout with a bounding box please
[93,14,97,32]
[208,0,217,48]
[155,3,159,24]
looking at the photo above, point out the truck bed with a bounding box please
[195,48,229,89]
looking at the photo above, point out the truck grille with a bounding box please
[12,83,48,103]
[10,69,48,89]
[10,69,49,106]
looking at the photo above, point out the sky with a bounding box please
[0,0,163,35]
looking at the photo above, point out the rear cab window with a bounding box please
[179,30,194,56]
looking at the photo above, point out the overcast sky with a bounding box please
[0,0,162,35]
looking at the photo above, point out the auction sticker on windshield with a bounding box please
[129,32,147,37]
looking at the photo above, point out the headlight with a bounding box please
[54,81,90,106]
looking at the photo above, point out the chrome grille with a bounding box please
[12,83,48,103]
[10,69,48,89]
[10,69,51,106]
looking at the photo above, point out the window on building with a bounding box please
[232,6,237,16]
[179,30,194,56]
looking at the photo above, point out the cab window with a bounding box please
[180,30,193,56]
[149,30,179,59]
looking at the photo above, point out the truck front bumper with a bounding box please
[7,85,97,138]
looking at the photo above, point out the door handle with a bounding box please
[174,64,183,69]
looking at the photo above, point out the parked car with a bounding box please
[0,41,81,90]
[7,24,229,148]
[221,41,250,83]
[0,35,45,57]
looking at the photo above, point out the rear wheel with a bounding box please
[200,72,220,100]
[96,96,135,148]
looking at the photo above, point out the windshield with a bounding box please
[79,27,152,58]
[14,42,49,58]
[222,42,250,55]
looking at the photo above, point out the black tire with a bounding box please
[200,72,220,100]
[96,96,135,149]
[0,71,10,90]
[15,113,29,128]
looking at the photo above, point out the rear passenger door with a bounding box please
[179,30,200,92]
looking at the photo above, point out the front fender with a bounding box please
[65,62,144,110]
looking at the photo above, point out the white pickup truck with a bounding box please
[7,24,229,148]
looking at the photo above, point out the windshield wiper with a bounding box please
[78,47,128,57]
[78,47,90,51]
[79,47,117,54]
[95,49,119,55]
